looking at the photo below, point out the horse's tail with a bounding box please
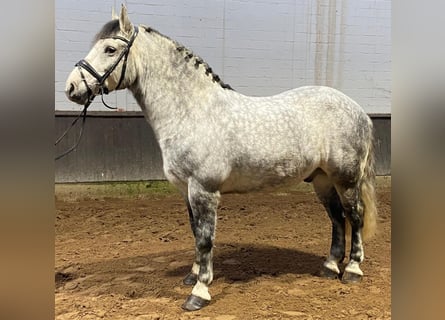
[358,120,378,240]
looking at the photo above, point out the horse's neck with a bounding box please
[128,28,227,142]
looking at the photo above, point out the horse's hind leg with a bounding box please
[181,178,219,311]
[312,173,346,279]
[335,182,366,283]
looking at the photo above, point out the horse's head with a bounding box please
[65,5,138,105]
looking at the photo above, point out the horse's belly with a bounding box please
[219,168,306,194]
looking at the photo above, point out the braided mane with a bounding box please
[143,26,233,90]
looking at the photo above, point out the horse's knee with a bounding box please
[188,183,218,250]
[193,228,216,249]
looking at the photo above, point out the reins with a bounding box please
[54,101,91,161]
[55,26,139,161]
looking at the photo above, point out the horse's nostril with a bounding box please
[69,83,75,95]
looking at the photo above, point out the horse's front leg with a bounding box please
[181,178,219,311]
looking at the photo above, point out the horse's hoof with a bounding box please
[183,272,198,286]
[181,294,210,311]
[341,271,363,284]
[320,266,339,279]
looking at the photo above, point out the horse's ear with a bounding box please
[111,6,118,20]
[119,4,133,35]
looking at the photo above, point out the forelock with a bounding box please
[93,20,121,44]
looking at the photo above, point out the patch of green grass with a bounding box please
[55,180,179,201]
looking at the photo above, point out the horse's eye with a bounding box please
[105,46,116,55]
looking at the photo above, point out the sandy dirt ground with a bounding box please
[55,178,391,319]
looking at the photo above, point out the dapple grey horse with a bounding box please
[65,5,377,311]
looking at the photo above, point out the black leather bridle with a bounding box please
[55,26,139,161]
[75,25,139,105]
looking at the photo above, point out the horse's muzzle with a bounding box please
[65,81,89,105]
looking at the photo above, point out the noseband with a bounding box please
[75,25,139,103]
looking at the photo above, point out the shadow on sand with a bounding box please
[56,242,324,300]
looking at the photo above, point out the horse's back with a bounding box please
[259,85,366,120]
[224,85,371,156]
[225,85,369,130]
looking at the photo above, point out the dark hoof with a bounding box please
[181,294,210,311]
[183,273,198,286]
[320,266,340,280]
[341,271,363,284]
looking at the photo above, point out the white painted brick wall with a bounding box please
[56,0,391,113]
